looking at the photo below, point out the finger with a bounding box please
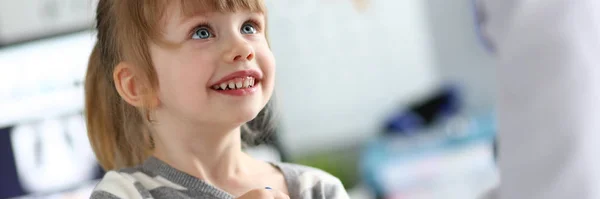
[265,187,290,199]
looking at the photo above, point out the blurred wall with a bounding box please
[0,0,96,45]
[424,0,495,110]
[266,0,441,157]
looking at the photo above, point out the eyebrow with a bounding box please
[177,13,209,27]
[176,11,266,32]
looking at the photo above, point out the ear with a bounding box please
[113,62,156,108]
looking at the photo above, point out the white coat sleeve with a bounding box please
[485,0,600,198]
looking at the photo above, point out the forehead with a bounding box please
[160,0,265,22]
[178,0,265,15]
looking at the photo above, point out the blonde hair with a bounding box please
[85,0,274,171]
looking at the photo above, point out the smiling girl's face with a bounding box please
[150,2,275,129]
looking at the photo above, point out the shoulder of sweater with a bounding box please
[273,162,343,186]
[92,171,143,199]
[273,162,350,199]
[92,169,188,199]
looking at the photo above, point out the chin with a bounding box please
[228,103,265,124]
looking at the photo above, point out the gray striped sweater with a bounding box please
[90,157,349,199]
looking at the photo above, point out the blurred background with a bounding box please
[0,0,497,198]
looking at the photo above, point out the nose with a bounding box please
[223,37,255,63]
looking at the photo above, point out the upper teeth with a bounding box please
[214,77,256,90]
[243,78,250,88]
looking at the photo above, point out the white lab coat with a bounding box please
[483,0,600,198]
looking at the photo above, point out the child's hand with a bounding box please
[236,187,290,199]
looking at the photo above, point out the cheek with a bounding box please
[263,56,276,95]
[154,53,214,108]
[256,48,276,83]
[254,50,276,112]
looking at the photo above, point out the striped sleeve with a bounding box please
[283,163,350,199]
[90,191,123,199]
[319,177,350,199]
[90,171,145,199]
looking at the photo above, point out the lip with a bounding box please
[210,69,263,87]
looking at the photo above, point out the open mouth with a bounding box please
[211,76,258,91]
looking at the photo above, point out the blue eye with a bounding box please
[241,23,257,34]
[192,27,212,39]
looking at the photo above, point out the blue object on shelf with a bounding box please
[385,84,463,134]
[362,110,496,196]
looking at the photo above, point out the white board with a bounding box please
[266,0,440,156]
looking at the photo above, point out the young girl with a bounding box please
[85,0,348,198]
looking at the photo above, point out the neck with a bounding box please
[152,119,252,183]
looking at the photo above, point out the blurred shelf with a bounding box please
[0,86,84,128]
[0,31,93,129]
